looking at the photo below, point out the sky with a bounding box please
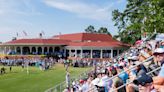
[0,0,127,42]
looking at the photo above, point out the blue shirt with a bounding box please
[118,71,129,84]
[160,46,164,48]
[159,64,164,77]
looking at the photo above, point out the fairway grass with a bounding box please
[0,64,91,92]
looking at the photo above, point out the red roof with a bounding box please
[4,39,70,45]
[2,33,129,47]
[53,33,114,42]
[68,41,124,47]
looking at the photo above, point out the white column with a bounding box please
[47,46,50,54]
[4,47,6,54]
[69,49,71,57]
[42,47,44,54]
[20,46,23,55]
[14,46,17,54]
[75,49,77,58]
[90,49,93,58]
[6,46,8,54]
[100,49,103,59]
[14,47,17,52]
[81,49,83,58]
[5,46,8,54]
[29,46,32,54]
[0,47,3,54]
[111,49,113,59]
[7,46,9,54]
[117,49,119,56]
[36,46,38,55]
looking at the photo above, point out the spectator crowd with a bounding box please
[64,35,164,92]
[0,57,56,74]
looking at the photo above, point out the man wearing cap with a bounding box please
[153,48,164,91]
[79,78,89,92]
[110,68,126,92]
[118,66,129,84]
[126,64,147,92]
[133,74,154,92]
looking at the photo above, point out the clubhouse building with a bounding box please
[0,33,129,59]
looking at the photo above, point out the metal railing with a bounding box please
[112,66,161,92]
[45,81,66,92]
[111,56,153,81]
[88,56,154,92]
[45,68,92,92]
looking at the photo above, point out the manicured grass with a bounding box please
[0,64,91,92]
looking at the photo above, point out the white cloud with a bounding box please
[44,0,112,21]
[0,0,41,16]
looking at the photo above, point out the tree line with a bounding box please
[112,0,164,44]
[85,25,111,35]
[84,0,164,44]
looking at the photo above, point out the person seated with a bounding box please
[110,67,126,92]
[98,69,112,92]
[118,66,129,84]
[152,48,164,91]
[133,74,154,92]
[94,70,106,92]
[79,78,90,92]
[126,64,147,92]
[111,77,126,92]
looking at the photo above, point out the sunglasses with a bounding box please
[153,53,164,56]
[139,83,152,87]
[134,80,151,86]
[139,82,147,86]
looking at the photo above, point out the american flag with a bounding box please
[23,31,27,36]
[16,32,19,37]
[39,33,42,38]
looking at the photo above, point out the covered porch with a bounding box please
[65,46,125,59]
[0,45,65,55]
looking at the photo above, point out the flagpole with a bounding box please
[23,30,28,39]
[41,30,45,35]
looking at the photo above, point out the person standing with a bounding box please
[9,66,12,72]
[65,59,70,71]
[66,71,71,91]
